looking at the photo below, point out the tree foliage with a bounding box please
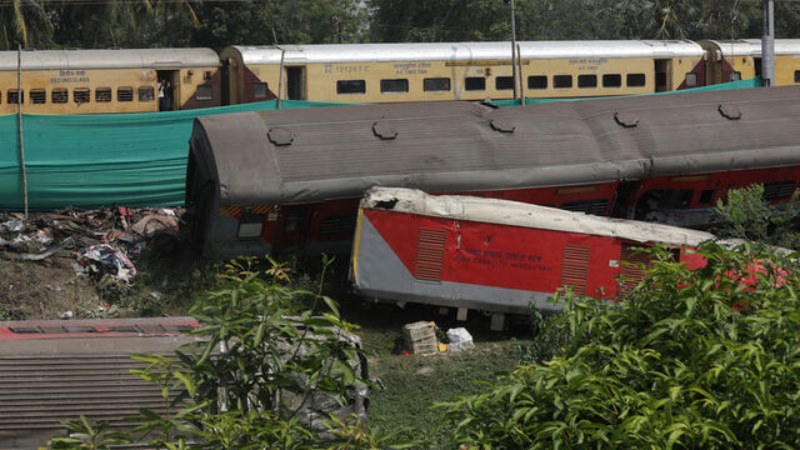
[714,184,800,251]
[438,243,800,448]
[50,257,408,449]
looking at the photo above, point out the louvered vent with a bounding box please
[561,199,610,216]
[318,214,357,237]
[561,245,590,295]
[763,181,795,200]
[618,245,653,298]
[414,229,446,281]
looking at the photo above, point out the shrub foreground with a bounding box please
[439,243,800,449]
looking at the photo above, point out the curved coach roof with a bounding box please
[0,48,220,71]
[190,85,800,207]
[223,40,703,65]
[701,39,800,56]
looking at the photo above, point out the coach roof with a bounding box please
[0,48,220,71]
[223,40,703,65]
[190,85,800,207]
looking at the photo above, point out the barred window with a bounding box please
[52,89,68,104]
[253,82,268,98]
[7,89,23,104]
[138,86,155,102]
[117,87,134,102]
[197,84,213,100]
[528,75,547,89]
[553,75,572,88]
[380,79,409,93]
[74,88,90,104]
[495,76,514,90]
[96,88,112,103]
[602,74,621,87]
[30,89,46,104]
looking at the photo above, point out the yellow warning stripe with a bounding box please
[219,204,276,218]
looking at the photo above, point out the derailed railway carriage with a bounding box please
[185,85,800,259]
[351,187,712,317]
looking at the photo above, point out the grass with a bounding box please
[339,299,533,448]
[367,340,528,448]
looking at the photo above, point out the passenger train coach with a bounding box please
[184,85,800,259]
[0,48,222,115]
[4,39,800,114]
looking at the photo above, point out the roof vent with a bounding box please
[614,112,639,128]
[718,104,742,120]
[268,128,294,146]
[372,121,398,140]
[490,118,516,133]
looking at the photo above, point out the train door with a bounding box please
[274,205,310,251]
[157,70,180,111]
[221,58,231,105]
[286,66,306,100]
[654,60,670,92]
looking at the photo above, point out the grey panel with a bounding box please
[191,86,800,208]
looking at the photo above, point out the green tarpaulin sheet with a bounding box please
[0,77,761,211]
[0,100,346,210]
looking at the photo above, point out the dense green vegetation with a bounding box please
[4,0,800,51]
[45,186,800,448]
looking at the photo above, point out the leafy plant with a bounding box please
[437,243,800,449]
[714,184,800,250]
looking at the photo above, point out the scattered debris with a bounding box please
[403,321,439,356]
[446,328,475,353]
[0,206,184,284]
[78,244,138,282]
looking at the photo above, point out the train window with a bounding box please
[423,77,450,91]
[627,73,646,87]
[578,74,597,88]
[253,82,268,98]
[117,87,134,102]
[337,80,366,94]
[553,75,572,89]
[0,91,2,104]
[52,88,68,104]
[699,189,714,205]
[495,76,514,90]
[138,86,155,102]
[95,88,112,103]
[238,214,263,239]
[685,72,698,87]
[7,89,23,104]
[380,79,409,93]
[730,71,741,81]
[602,74,621,88]
[528,75,547,89]
[73,88,90,104]
[795,71,800,83]
[465,77,486,91]
[196,84,213,101]
[30,89,46,104]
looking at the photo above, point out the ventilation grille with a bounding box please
[561,199,610,216]
[618,245,653,298]
[414,229,446,281]
[318,214,357,237]
[561,245,590,295]
[764,181,795,201]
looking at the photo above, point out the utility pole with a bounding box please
[17,45,28,217]
[510,0,517,102]
[761,0,775,87]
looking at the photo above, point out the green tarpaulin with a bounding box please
[0,100,346,210]
[0,77,761,211]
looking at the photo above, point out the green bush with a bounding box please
[438,243,800,449]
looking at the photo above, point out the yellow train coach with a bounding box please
[0,48,221,115]
[220,40,707,104]
[701,39,800,86]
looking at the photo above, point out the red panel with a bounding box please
[242,66,277,103]
[364,209,624,298]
